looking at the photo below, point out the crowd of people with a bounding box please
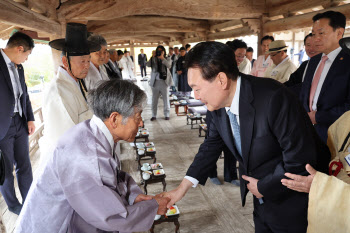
[0,9,349,233]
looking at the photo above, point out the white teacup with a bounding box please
[142,163,150,168]
[138,149,145,155]
[142,172,150,180]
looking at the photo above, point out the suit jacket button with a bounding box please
[248,172,252,176]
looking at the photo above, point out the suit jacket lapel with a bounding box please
[239,76,255,169]
[318,49,344,100]
[217,108,243,164]
[0,52,14,93]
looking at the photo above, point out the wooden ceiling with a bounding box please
[1,0,350,47]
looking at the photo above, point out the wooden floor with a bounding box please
[1,77,254,233]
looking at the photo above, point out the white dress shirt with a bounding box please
[1,49,22,113]
[311,47,342,111]
[184,77,241,187]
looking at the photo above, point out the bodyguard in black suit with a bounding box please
[300,11,350,144]
[0,32,35,215]
[138,49,147,77]
[160,42,330,233]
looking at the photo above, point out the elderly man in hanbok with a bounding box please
[119,52,131,80]
[125,51,135,80]
[16,80,170,233]
[281,37,350,233]
[264,40,297,83]
[39,23,100,167]
[84,34,109,91]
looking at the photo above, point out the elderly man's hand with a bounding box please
[153,196,171,215]
[134,194,153,204]
[242,175,263,198]
[281,164,317,193]
[308,111,317,124]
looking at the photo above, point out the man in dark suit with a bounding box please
[159,42,330,233]
[300,11,350,144]
[138,49,147,77]
[284,33,319,96]
[0,32,35,215]
[109,49,123,79]
[105,50,122,80]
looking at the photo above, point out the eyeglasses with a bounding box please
[270,51,281,57]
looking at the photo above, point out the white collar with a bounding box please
[91,115,114,153]
[323,46,342,62]
[263,55,270,63]
[225,76,241,116]
[90,61,101,75]
[274,56,290,69]
[1,49,12,66]
[58,66,80,89]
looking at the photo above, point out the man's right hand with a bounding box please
[156,178,193,208]
[153,196,171,215]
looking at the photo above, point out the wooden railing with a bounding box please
[29,107,44,156]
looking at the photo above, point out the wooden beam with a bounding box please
[59,0,265,20]
[242,19,261,33]
[269,0,343,17]
[102,32,185,41]
[207,26,254,40]
[210,20,243,32]
[0,0,61,36]
[87,16,209,34]
[265,3,350,33]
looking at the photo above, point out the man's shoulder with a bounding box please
[56,120,92,148]
[241,73,289,99]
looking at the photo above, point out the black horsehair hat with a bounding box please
[49,23,100,56]
[340,37,350,55]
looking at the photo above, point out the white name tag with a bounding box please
[345,154,350,167]
[262,62,269,68]
[271,70,279,77]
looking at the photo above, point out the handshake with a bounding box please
[134,179,193,214]
[134,190,182,215]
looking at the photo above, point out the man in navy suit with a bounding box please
[300,11,350,144]
[0,32,35,215]
[159,42,330,233]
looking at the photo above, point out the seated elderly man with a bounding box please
[15,80,169,233]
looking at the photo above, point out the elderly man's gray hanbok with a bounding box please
[15,116,158,233]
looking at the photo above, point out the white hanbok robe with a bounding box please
[264,56,297,83]
[16,116,158,233]
[84,61,109,91]
[125,56,135,79]
[39,67,93,167]
[118,56,131,80]
[238,57,252,75]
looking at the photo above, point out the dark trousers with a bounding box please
[253,197,307,233]
[209,146,238,181]
[140,65,147,77]
[0,114,33,208]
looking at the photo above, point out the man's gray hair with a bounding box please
[87,34,107,47]
[108,49,116,56]
[88,80,147,124]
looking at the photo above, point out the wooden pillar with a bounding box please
[291,30,296,63]
[51,19,66,75]
[129,40,136,76]
[257,15,268,57]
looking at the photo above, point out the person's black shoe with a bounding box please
[9,204,22,215]
[150,117,156,121]
[165,117,170,120]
